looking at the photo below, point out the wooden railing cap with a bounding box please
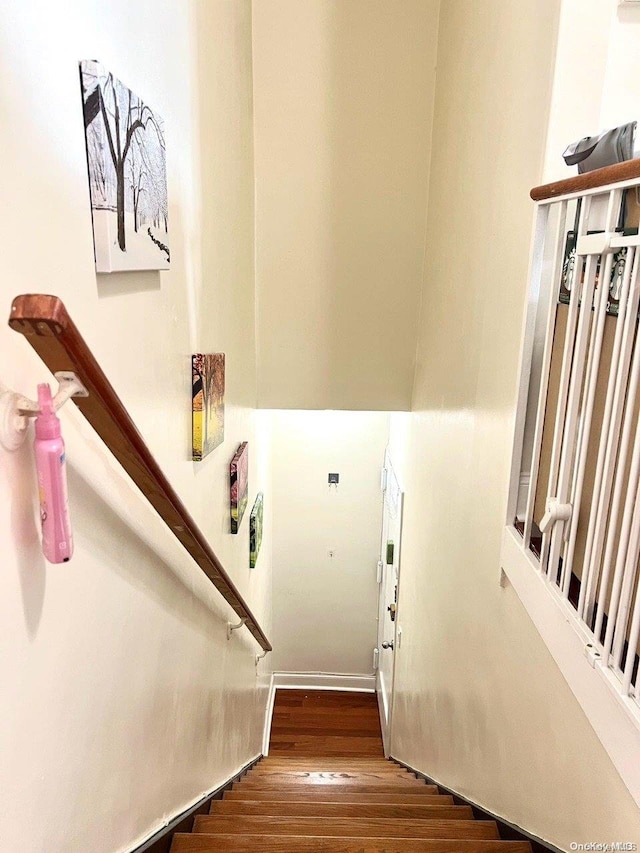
[531,157,640,202]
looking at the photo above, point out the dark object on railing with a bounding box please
[531,157,640,202]
[9,294,271,652]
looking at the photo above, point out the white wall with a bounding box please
[388,0,640,847]
[252,0,440,411]
[543,0,640,182]
[269,411,389,675]
[0,3,272,852]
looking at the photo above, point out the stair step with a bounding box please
[269,735,384,756]
[253,766,399,774]
[257,758,396,767]
[249,768,411,777]
[268,745,384,751]
[224,789,443,802]
[193,815,499,839]
[172,836,531,853]
[269,750,385,758]
[241,767,416,787]
[237,770,422,786]
[210,800,472,819]
[260,752,390,767]
[271,715,382,732]
[233,783,436,795]
[275,689,378,706]
[272,705,376,714]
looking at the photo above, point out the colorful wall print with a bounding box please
[250,493,264,568]
[192,354,225,461]
[80,60,169,272]
[230,442,249,534]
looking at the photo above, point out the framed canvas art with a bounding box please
[230,442,249,534]
[250,493,264,568]
[80,60,170,272]
[192,354,225,461]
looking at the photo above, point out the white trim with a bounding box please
[501,525,640,807]
[262,673,276,756]
[272,672,376,692]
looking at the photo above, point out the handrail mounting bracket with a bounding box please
[0,370,89,452]
[227,617,247,640]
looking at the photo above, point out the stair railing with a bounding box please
[502,158,640,805]
[9,294,271,653]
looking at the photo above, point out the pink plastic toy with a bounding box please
[34,383,73,563]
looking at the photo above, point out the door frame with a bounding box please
[375,450,404,757]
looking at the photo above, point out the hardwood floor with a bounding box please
[170,690,532,853]
[269,689,384,757]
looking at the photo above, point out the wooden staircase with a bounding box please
[170,690,532,853]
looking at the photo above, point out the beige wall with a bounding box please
[0,2,271,852]
[389,0,640,847]
[269,410,388,674]
[252,0,440,411]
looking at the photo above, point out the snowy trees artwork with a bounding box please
[80,60,169,273]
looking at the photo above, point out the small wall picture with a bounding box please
[192,354,225,461]
[80,59,169,273]
[250,493,264,568]
[230,442,249,534]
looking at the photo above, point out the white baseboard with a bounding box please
[272,672,376,692]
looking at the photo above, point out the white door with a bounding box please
[376,451,403,756]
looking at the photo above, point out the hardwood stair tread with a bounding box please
[257,758,399,766]
[233,783,437,794]
[273,690,379,706]
[242,768,421,785]
[273,703,384,720]
[268,736,383,756]
[269,748,384,757]
[210,801,473,819]
[256,764,394,770]
[256,753,392,767]
[269,749,385,756]
[238,772,424,785]
[250,761,416,779]
[193,815,499,839]
[224,789,443,802]
[172,836,531,853]
[271,713,382,728]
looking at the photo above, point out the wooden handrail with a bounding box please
[9,294,272,652]
[531,157,640,202]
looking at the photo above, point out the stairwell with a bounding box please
[170,690,533,852]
